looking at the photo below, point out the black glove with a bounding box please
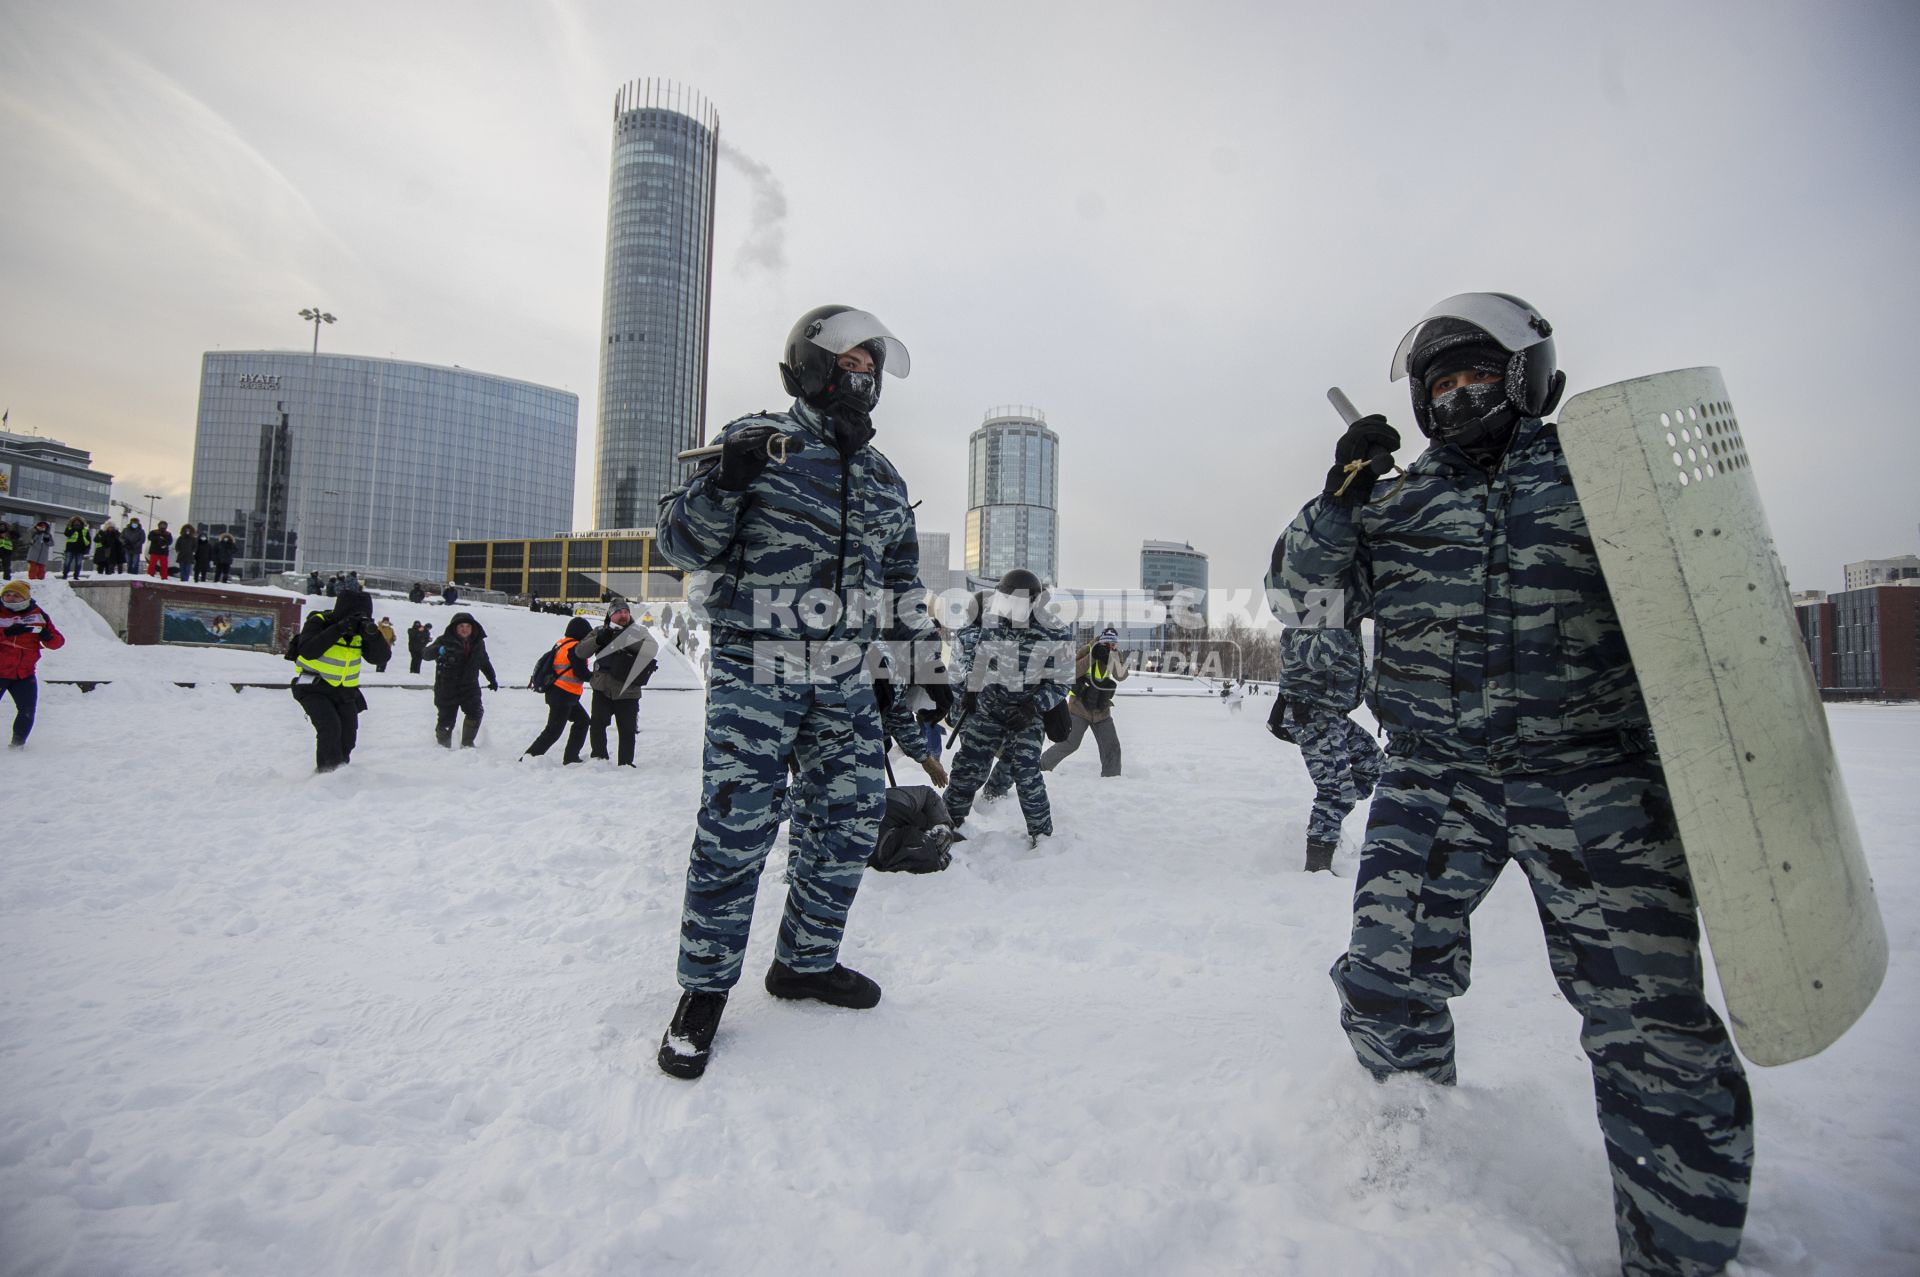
[1042,701,1073,743]
[713,424,781,492]
[872,674,896,715]
[1324,414,1400,507]
[918,681,954,724]
[3,621,33,636]
[487,681,499,691]
[958,688,978,722]
[637,659,657,686]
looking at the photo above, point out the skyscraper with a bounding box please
[594,80,719,531]
[1140,539,1210,627]
[965,406,1059,585]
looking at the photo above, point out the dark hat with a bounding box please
[565,616,592,640]
[334,588,372,619]
[1422,342,1511,392]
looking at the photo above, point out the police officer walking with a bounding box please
[942,570,1074,846]
[1270,293,1752,1277]
[1272,623,1382,872]
[652,305,948,1080]
[288,587,389,773]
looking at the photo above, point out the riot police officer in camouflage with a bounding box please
[942,571,1074,847]
[1269,294,1753,1277]
[1272,624,1382,872]
[653,306,949,1080]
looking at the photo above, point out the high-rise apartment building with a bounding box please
[965,406,1058,584]
[594,80,719,531]
[188,352,576,579]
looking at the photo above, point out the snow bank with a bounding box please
[25,578,703,690]
[1,670,1914,1275]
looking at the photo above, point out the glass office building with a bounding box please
[594,80,719,532]
[965,406,1059,585]
[1140,539,1210,627]
[188,352,577,580]
[0,430,112,529]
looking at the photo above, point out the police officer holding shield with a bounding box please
[1270,293,1752,1277]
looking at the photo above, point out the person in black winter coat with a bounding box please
[213,534,236,583]
[122,521,146,576]
[194,533,214,582]
[407,621,432,675]
[523,616,593,764]
[288,587,391,772]
[424,611,497,747]
[573,598,659,766]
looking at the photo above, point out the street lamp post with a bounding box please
[290,308,336,576]
[142,493,163,525]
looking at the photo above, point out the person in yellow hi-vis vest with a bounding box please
[287,587,391,773]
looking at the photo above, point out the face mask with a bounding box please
[2,596,28,612]
[828,369,879,412]
[1429,380,1508,438]
[816,368,879,453]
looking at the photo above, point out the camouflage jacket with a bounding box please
[1269,417,1652,770]
[657,400,931,648]
[949,615,1072,724]
[1277,626,1368,715]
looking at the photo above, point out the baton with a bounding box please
[1326,385,1403,497]
[1327,387,1363,426]
[676,433,793,464]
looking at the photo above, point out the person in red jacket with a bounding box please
[0,579,66,747]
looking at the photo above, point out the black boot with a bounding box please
[1304,839,1336,873]
[764,961,881,1009]
[657,989,729,1080]
[460,717,481,748]
[435,729,452,748]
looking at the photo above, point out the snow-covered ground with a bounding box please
[2,588,1915,1276]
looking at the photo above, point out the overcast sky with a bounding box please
[2,0,1915,598]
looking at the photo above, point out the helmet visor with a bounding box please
[1390,293,1551,382]
[807,309,911,378]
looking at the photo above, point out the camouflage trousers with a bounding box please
[677,646,885,992]
[1333,755,1752,1277]
[1294,709,1383,844]
[945,709,1051,838]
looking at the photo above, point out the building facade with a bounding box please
[1140,539,1210,627]
[0,430,112,530]
[188,352,577,580]
[594,80,719,532]
[1792,595,1836,689]
[1828,583,1920,698]
[917,530,955,599]
[448,531,687,604]
[965,406,1058,585]
[1843,555,1920,590]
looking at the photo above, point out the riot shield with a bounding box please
[1558,367,1885,1066]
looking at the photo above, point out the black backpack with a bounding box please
[1266,695,1298,743]
[529,645,560,692]
[869,786,959,873]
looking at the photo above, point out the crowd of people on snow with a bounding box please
[5,295,1771,1277]
[282,588,663,771]
[0,515,237,584]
